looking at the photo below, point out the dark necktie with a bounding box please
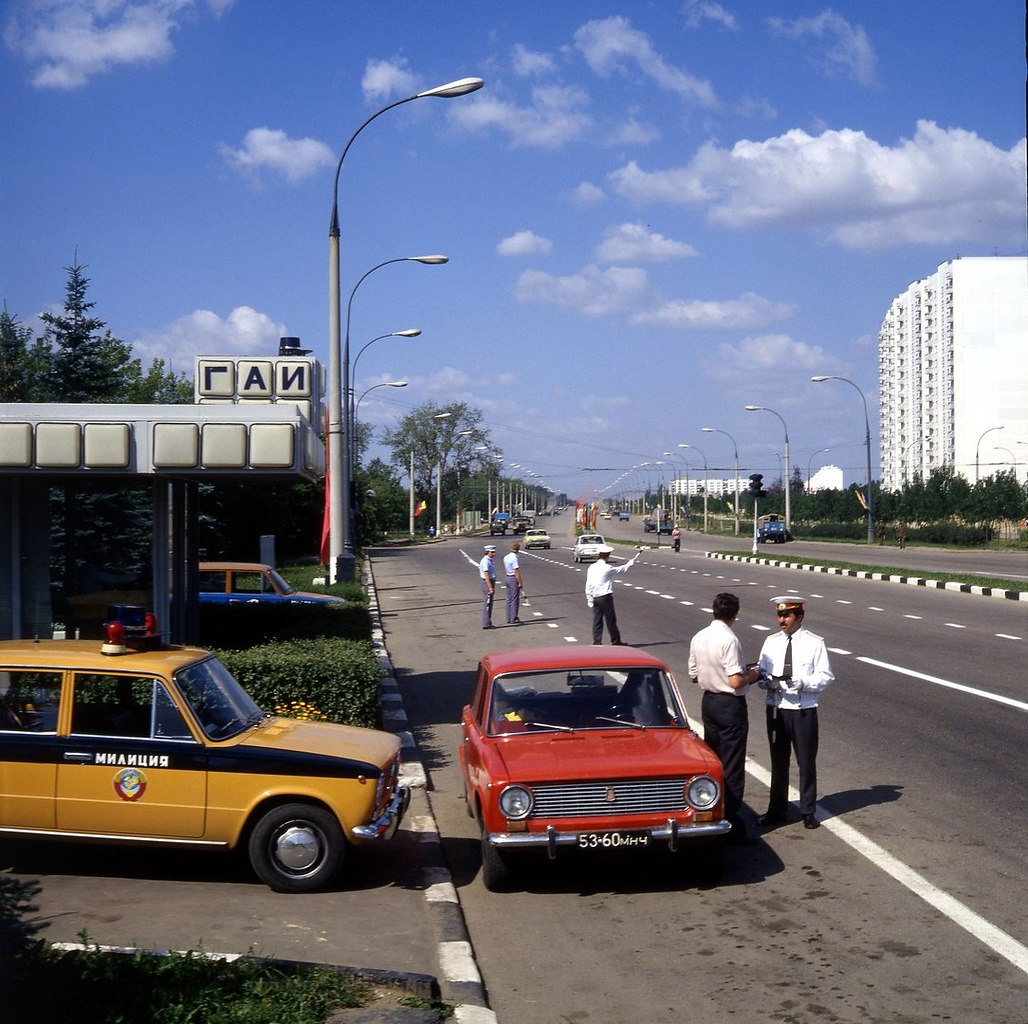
[783,636,793,678]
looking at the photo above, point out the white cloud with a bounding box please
[573,15,717,108]
[449,84,592,149]
[219,127,334,184]
[512,42,556,76]
[514,264,652,316]
[609,122,1028,250]
[768,9,877,88]
[606,117,661,146]
[133,306,286,371]
[684,1,739,32]
[571,181,606,205]
[594,223,697,263]
[633,294,796,331]
[6,0,232,89]
[497,230,553,257]
[702,333,837,382]
[361,56,419,102]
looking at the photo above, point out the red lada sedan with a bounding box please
[459,646,729,891]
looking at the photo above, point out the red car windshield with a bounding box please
[489,667,686,735]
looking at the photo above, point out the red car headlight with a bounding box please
[499,784,534,819]
[685,776,720,810]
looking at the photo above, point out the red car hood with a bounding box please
[493,728,721,783]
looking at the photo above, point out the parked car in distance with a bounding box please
[756,516,791,544]
[459,645,729,891]
[573,534,607,562]
[0,636,408,892]
[618,511,630,521]
[523,528,551,550]
[198,562,341,605]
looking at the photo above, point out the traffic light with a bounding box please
[748,473,766,498]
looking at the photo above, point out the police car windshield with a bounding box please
[175,657,263,740]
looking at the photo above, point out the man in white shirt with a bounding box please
[502,542,523,624]
[757,596,834,830]
[479,546,497,629]
[688,592,762,844]
[584,545,639,644]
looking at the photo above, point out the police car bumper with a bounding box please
[352,785,411,841]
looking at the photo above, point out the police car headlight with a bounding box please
[498,785,534,819]
[685,776,720,810]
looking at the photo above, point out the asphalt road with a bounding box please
[373,530,1027,1024]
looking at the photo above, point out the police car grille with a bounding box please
[530,779,686,818]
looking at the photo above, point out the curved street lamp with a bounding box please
[812,375,875,544]
[703,426,741,534]
[327,75,484,582]
[975,425,1004,482]
[807,447,831,490]
[743,407,790,530]
[679,443,709,532]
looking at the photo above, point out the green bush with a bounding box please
[217,637,383,729]
[198,602,372,649]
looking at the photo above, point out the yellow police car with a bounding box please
[0,635,409,892]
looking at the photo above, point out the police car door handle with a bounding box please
[63,751,93,763]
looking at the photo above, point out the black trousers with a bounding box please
[701,691,748,823]
[591,594,621,644]
[765,705,819,816]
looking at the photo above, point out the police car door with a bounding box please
[56,672,207,838]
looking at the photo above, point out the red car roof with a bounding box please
[480,645,672,677]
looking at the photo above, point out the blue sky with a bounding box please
[3,0,1025,500]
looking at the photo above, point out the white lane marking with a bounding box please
[563,636,579,642]
[903,614,922,620]
[740,758,1028,977]
[858,656,1028,711]
[996,633,1022,641]
[752,624,772,632]
[869,606,884,612]
[680,600,694,606]
[828,647,852,655]
[945,623,966,629]
[836,599,853,604]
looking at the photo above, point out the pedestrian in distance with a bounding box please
[671,523,682,553]
[896,522,907,549]
[756,596,835,830]
[503,541,523,624]
[688,592,762,844]
[584,545,639,645]
[480,545,497,629]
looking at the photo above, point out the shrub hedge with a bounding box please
[217,636,383,730]
[198,602,372,649]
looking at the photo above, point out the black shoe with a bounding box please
[803,814,820,830]
[758,811,787,828]
[483,624,495,630]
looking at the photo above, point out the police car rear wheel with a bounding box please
[249,803,345,893]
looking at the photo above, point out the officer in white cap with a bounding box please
[756,596,834,829]
[479,546,497,629]
[584,545,640,644]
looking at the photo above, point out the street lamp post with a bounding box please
[679,443,708,532]
[327,75,483,583]
[432,412,452,538]
[811,376,875,544]
[702,427,741,535]
[975,425,1004,482]
[807,447,831,490]
[743,407,790,531]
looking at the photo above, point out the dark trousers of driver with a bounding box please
[701,691,748,828]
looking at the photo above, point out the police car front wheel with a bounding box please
[248,802,345,893]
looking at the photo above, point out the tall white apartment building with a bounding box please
[878,256,1028,490]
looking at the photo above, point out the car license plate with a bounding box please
[577,830,650,850]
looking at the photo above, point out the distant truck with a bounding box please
[490,512,512,535]
[757,514,791,543]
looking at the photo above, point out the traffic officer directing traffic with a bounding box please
[756,596,834,829]
[480,545,497,629]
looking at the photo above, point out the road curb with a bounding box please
[366,560,497,1023]
[706,551,1027,601]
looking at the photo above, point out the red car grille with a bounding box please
[530,779,686,818]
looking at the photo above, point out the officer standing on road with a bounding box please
[585,545,639,644]
[480,545,497,629]
[757,596,834,829]
[688,592,762,843]
[503,541,523,624]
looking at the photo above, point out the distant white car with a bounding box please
[573,534,607,563]
[523,528,551,550]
